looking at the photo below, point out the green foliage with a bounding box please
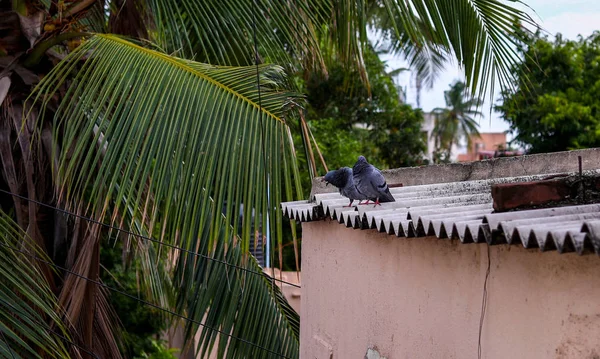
[302,45,427,175]
[100,241,170,358]
[32,33,301,359]
[0,212,70,359]
[497,30,600,153]
[134,340,179,359]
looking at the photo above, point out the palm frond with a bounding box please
[145,0,325,72]
[30,33,302,357]
[379,0,536,102]
[0,211,71,359]
[176,222,299,358]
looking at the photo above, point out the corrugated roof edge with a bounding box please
[310,148,600,198]
[284,148,600,256]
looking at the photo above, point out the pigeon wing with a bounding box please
[368,169,395,202]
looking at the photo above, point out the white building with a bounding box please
[421,112,462,162]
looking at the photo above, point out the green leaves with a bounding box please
[497,31,600,153]
[374,0,536,102]
[30,33,302,357]
[142,0,537,105]
[145,0,325,72]
[0,212,70,359]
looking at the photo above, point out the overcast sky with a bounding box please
[379,0,600,134]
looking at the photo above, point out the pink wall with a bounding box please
[301,220,600,358]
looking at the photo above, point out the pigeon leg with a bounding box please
[343,199,355,208]
[373,198,382,207]
[359,200,371,205]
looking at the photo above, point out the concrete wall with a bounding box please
[301,220,600,358]
[311,148,600,196]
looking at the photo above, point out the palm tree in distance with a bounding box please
[432,81,483,162]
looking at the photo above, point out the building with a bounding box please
[457,132,523,162]
[421,112,462,163]
[282,148,600,358]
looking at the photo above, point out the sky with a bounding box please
[378,0,600,135]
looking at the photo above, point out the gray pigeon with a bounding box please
[352,156,395,206]
[323,167,368,207]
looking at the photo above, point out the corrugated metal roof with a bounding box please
[281,171,600,256]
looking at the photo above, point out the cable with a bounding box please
[0,189,300,289]
[0,298,100,359]
[0,242,290,359]
[0,328,16,359]
[478,244,491,359]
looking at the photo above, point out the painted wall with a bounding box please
[458,132,508,162]
[301,220,600,359]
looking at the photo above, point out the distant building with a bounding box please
[457,132,522,162]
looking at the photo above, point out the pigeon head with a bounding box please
[324,167,351,188]
[357,155,367,163]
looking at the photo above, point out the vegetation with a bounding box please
[431,81,483,163]
[301,44,426,184]
[99,241,170,358]
[0,0,535,358]
[497,30,600,153]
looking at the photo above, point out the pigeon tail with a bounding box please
[377,189,395,203]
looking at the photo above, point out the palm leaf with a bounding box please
[176,221,299,358]
[145,0,325,72]
[0,211,71,359]
[30,33,302,357]
[375,0,536,102]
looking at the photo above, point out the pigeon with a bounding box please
[323,167,369,207]
[352,156,395,206]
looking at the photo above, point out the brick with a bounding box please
[491,180,572,212]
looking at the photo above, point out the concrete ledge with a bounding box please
[311,148,600,197]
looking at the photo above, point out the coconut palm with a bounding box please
[0,1,534,358]
[432,81,484,162]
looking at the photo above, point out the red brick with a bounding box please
[491,180,571,212]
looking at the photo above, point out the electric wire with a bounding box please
[0,189,300,289]
[0,241,291,359]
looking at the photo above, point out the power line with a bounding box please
[0,297,100,359]
[0,189,300,289]
[0,242,291,359]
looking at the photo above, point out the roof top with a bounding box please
[282,148,600,256]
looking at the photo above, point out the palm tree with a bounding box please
[0,1,535,358]
[431,81,483,162]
